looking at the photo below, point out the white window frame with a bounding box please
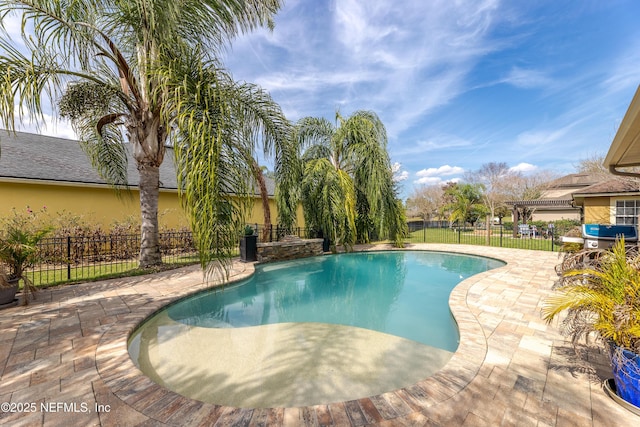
[614,199,640,225]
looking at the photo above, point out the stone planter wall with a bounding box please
[257,236,324,263]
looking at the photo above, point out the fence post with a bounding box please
[67,236,71,280]
[423,220,426,242]
[500,224,503,247]
[458,225,461,244]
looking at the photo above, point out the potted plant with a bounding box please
[542,237,640,410]
[0,267,19,306]
[0,207,52,305]
[239,225,257,262]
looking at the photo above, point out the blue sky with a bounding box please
[220,0,640,197]
[8,1,640,200]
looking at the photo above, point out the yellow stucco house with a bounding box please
[572,179,640,225]
[0,130,301,230]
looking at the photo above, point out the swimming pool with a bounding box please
[128,251,504,407]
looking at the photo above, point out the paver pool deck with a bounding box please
[0,243,638,426]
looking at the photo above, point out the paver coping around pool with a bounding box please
[85,244,640,426]
[95,247,494,425]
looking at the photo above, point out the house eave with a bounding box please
[604,85,640,177]
[0,176,179,192]
[573,191,640,199]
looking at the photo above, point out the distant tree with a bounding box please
[575,153,609,176]
[465,162,515,231]
[444,183,487,227]
[502,170,558,223]
[406,184,444,221]
[439,181,459,219]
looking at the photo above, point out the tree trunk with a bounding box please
[253,161,272,242]
[138,162,162,267]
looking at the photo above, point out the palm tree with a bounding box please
[276,110,406,250]
[0,0,287,276]
[444,183,487,228]
[252,160,272,242]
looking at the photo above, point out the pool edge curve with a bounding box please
[95,245,508,425]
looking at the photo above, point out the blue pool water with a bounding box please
[162,251,504,352]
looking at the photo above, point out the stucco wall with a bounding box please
[0,180,304,230]
[530,209,580,222]
[583,197,613,224]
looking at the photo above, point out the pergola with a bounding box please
[506,199,574,237]
[604,85,640,177]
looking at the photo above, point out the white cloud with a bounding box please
[414,176,461,185]
[501,67,553,89]
[509,162,537,173]
[416,165,465,177]
[602,40,640,94]
[14,113,77,140]
[394,170,409,182]
[1,11,28,49]
[515,124,574,147]
[226,0,506,136]
[394,136,472,157]
[391,162,409,182]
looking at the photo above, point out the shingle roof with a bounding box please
[547,173,601,189]
[572,178,640,196]
[0,130,275,195]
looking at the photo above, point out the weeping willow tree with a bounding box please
[0,0,289,278]
[277,110,406,250]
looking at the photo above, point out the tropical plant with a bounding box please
[443,183,487,227]
[542,237,640,352]
[0,207,52,305]
[276,111,406,250]
[543,237,640,406]
[0,0,287,278]
[465,162,514,231]
[244,225,255,236]
[252,161,272,242]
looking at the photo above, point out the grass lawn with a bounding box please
[24,231,557,290]
[406,228,558,251]
[27,253,203,288]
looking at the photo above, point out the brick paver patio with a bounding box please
[0,244,638,426]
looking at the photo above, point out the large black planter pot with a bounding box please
[0,277,19,307]
[608,343,640,408]
[240,235,257,262]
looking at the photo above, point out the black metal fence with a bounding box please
[405,221,568,251]
[28,227,315,287]
[26,222,574,287]
[28,231,198,286]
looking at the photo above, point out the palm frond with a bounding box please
[164,53,288,279]
[544,238,640,352]
[1,0,284,272]
[282,110,405,248]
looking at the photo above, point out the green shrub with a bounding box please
[3,207,194,266]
